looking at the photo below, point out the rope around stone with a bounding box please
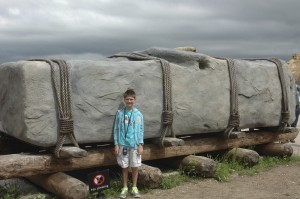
[214,57,240,137]
[51,59,79,157]
[245,58,290,131]
[28,59,79,158]
[268,58,290,131]
[215,57,290,136]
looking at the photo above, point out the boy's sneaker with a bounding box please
[131,187,141,198]
[119,187,128,199]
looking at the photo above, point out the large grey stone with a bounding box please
[0,47,296,147]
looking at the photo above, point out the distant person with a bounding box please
[113,89,144,198]
[291,84,300,127]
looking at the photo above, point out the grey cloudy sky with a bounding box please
[0,0,299,63]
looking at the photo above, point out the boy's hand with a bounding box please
[114,145,120,156]
[138,144,143,155]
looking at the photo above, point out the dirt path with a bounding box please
[138,162,300,199]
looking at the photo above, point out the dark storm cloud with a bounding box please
[0,0,300,63]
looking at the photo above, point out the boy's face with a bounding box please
[124,96,136,110]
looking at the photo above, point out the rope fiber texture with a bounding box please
[28,59,79,157]
[110,52,175,146]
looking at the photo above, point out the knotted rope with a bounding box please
[214,57,240,137]
[217,57,289,135]
[268,58,290,131]
[28,59,79,157]
[245,58,290,131]
[225,58,240,137]
[110,52,175,146]
[159,59,175,146]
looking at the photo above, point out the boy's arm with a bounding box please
[138,114,144,145]
[137,113,144,155]
[113,111,120,145]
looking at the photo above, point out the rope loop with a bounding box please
[245,58,290,131]
[228,113,240,127]
[59,119,74,134]
[162,111,173,125]
[214,57,240,137]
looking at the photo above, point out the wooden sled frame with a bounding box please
[0,127,298,180]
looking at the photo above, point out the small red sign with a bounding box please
[93,174,105,186]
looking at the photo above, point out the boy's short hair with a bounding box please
[123,89,136,99]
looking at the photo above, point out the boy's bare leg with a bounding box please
[122,167,129,188]
[131,167,138,187]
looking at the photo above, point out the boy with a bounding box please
[113,89,144,198]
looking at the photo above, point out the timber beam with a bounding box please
[0,127,298,179]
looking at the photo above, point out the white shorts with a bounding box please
[117,146,142,168]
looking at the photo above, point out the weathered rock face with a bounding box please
[0,48,296,147]
[288,53,300,84]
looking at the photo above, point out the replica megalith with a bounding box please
[0,47,296,147]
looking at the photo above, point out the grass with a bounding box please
[0,183,20,199]
[0,183,55,199]
[215,155,300,181]
[160,172,190,189]
[1,155,300,198]
[101,172,125,198]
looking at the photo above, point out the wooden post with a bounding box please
[162,155,217,177]
[226,148,260,166]
[181,155,217,177]
[255,143,293,157]
[229,131,246,139]
[152,137,185,146]
[0,128,297,179]
[26,172,88,199]
[131,163,162,188]
[58,147,88,158]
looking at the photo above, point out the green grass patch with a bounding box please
[0,184,21,199]
[0,183,55,199]
[215,155,300,182]
[240,155,300,176]
[160,173,190,189]
[101,172,125,198]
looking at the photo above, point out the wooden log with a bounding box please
[131,163,162,189]
[226,148,260,166]
[58,147,88,158]
[255,143,293,157]
[182,155,216,177]
[164,155,216,177]
[26,172,88,199]
[229,131,246,139]
[152,137,185,146]
[0,128,297,179]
